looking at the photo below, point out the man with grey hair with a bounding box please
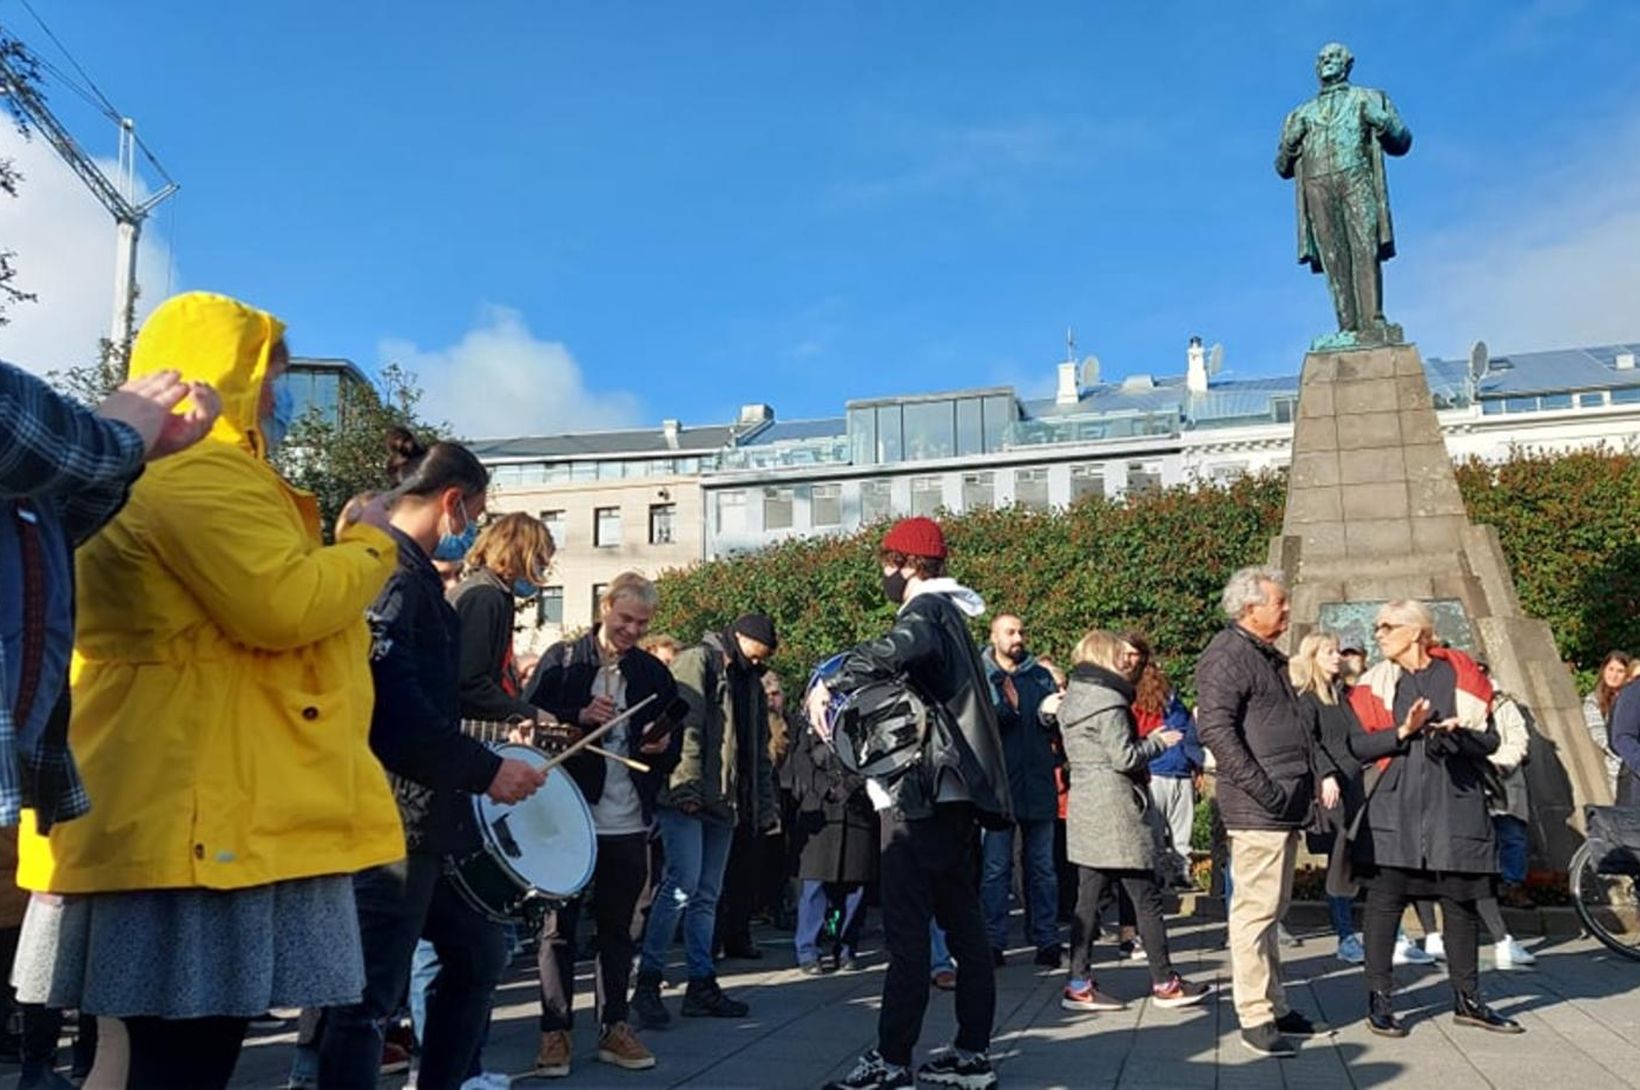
[1195,566,1338,1058]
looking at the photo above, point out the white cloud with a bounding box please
[1401,115,1640,357]
[382,305,642,439]
[0,125,177,375]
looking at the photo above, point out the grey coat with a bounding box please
[1061,664,1171,872]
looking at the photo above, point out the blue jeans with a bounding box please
[1495,814,1529,885]
[980,818,1060,950]
[1328,895,1355,940]
[640,808,736,980]
[794,880,865,964]
[930,921,953,974]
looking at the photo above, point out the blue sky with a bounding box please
[2,1,1638,437]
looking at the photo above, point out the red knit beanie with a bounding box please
[882,516,947,560]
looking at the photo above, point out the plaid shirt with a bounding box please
[0,361,144,829]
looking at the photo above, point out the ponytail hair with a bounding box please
[384,425,489,501]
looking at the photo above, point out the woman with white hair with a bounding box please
[1345,600,1522,1038]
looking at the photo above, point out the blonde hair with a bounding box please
[1378,598,1435,639]
[600,571,659,613]
[1289,631,1341,703]
[468,512,556,584]
[1072,629,1132,674]
[640,633,681,657]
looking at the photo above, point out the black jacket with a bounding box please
[832,585,1012,829]
[448,568,537,724]
[785,719,877,884]
[1346,666,1501,874]
[1194,623,1316,830]
[366,527,502,856]
[983,649,1062,823]
[1300,690,1363,846]
[524,627,682,828]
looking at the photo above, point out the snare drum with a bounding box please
[446,743,598,923]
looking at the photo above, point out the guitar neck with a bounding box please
[461,719,570,753]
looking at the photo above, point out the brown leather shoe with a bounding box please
[534,1030,573,1078]
[596,1021,656,1070]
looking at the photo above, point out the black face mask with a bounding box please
[724,633,768,676]
[882,570,909,605]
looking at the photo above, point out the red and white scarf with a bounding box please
[1347,646,1493,769]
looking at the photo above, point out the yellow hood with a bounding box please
[129,291,288,458]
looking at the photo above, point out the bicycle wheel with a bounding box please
[1570,842,1640,961]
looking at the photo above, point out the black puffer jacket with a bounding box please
[367,527,502,857]
[831,583,1011,830]
[524,627,682,827]
[1194,623,1314,830]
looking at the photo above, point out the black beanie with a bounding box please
[732,612,778,651]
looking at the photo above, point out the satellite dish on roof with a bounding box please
[1207,343,1225,377]
[1468,340,1489,383]
[1080,355,1101,386]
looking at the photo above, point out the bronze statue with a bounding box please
[1277,43,1412,349]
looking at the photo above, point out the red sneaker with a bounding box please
[1061,980,1125,1012]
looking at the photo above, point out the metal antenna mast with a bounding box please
[0,22,177,367]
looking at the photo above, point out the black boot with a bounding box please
[1453,990,1524,1034]
[631,969,670,1030]
[1367,991,1407,1038]
[681,974,749,1018]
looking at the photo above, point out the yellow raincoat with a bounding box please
[18,292,405,893]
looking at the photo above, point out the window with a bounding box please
[860,479,893,524]
[1480,398,1506,415]
[1505,396,1538,413]
[715,490,748,535]
[649,503,676,545]
[1014,467,1050,511]
[911,475,944,517]
[983,395,1013,452]
[1069,463,1105,502]
[956,399,984,457]
[1127,461,1162,495]
[848,407,877,466]
[594,506,622,547]
[876,406,903,463]
[1540,393,1572,411]
[537,585,564,627]
[540,509,566,548]
[591,583,609,618]
[1208,462,1249,483]
[1272,396,1297,423]
[571,461,598,481]
[810,483,841,527]
[763,486,794,531]
[961,471,994,511]
[903,401,956,461]
[1612,386,1640,405]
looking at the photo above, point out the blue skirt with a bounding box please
[12,874,364,1019]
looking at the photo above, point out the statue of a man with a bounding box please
[1276,43,1412,348]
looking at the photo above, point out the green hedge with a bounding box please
[653,448,1640,696]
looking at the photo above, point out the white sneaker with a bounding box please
[1422,931,1446,962]
[1494,935,1536,969]
[1394,935,1436,966]
[1336,933,1366,964]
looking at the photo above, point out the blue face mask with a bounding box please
[261,374,296,453]
[432,499,478,562]
[513,578,541,601]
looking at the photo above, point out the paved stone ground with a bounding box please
[11,918,1637,1089]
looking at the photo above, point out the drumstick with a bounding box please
[583,743,651,774]
[541,694,658,772]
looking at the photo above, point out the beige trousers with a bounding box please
[1225,828,1299,1028]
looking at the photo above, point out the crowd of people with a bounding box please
[0,289,1630,1089]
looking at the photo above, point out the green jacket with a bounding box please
[660,632,777,830]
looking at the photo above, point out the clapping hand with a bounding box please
[1397,697,1433,740]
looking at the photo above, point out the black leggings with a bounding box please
[1069,866,1172,986]
[1363,889,1480,996]
[124,1016,248,1090]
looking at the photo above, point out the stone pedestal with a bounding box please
[1270,343,1610,871]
